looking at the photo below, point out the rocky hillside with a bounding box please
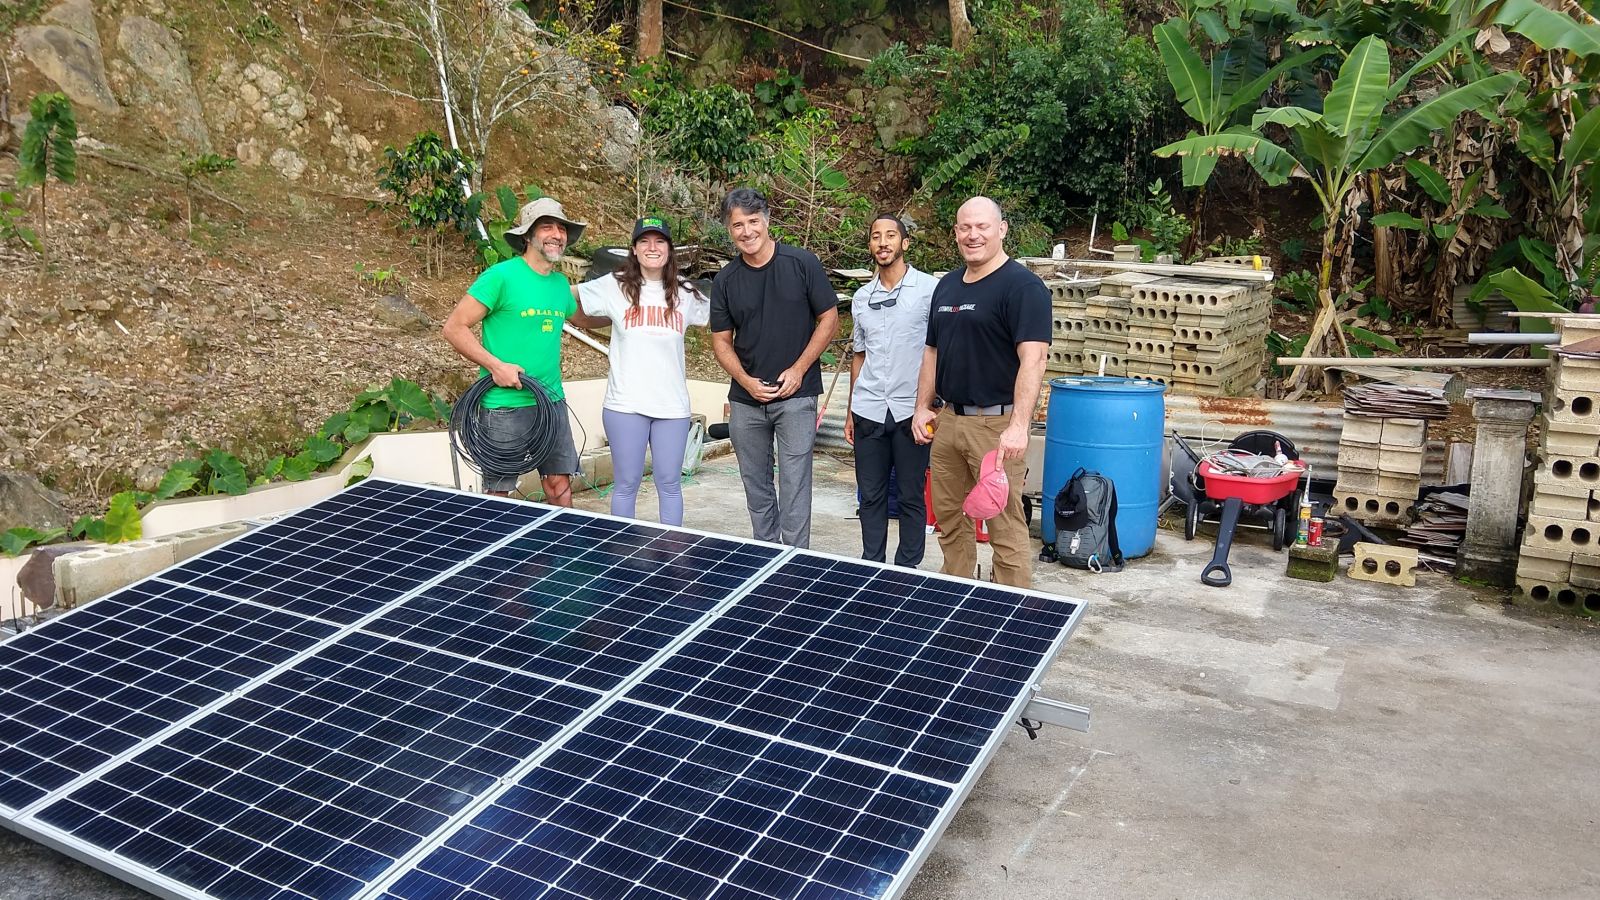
[1,0,644,517]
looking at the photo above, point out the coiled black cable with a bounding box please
[449,373,562,481]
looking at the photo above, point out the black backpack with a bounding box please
[1052,468,1124,573]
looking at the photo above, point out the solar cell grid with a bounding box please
[384,701,953,900]
[0,581,338,813]
[364,512,784,692]
[158,480,546,624]
[34,630,601,900]
[626,553,1080,783]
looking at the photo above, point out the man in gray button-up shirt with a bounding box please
[846,215,937,567]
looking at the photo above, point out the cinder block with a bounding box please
[52,522,251,608]
[1516,541,1574,584]
[1512,577,1600,616]
[1539,419,1600,457]
[1556,318,1600,346]
[1336,471,1379,493]
[1349,543,1418,587]
[1529,483,1591,519]
[1376,473,1420,498]
[1570,554,1600,589]
[1338,443,1380,471]
[1127,371,1172,386]
[1533,455,1600,488]
[1287,542,1339,582]
[1377,445,1425,476]
[1099,272,1164,297]
[1380,418,1427,448]
[1341,415,1385,445]
[1523,515,1600,553]
[1552,357,1600,392]
[1127,337,1171,358]
[1546,389,1600,423]
[1333,490,1412,522]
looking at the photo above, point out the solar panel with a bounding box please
[388,552,1081,900]
[0,581,339,813]
[160,480,546,624]
[1,479,1087,900]
[365,513,783,691]
[35,632,601,900]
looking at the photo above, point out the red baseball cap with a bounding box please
[963,450,1010,521]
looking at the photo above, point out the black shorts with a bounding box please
[479,401,580,492]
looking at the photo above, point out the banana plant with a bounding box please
[1155,34,1521,384]
[1153,19,1332,249]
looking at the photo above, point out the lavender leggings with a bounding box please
[602,409,692,526]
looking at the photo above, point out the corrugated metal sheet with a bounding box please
[1164,394,1344,474]
[1163,394,1449,484]
[816,373,853,452]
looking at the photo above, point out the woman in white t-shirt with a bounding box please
[574,217,710,526]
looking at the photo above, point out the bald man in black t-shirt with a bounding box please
[912,197,1051,587]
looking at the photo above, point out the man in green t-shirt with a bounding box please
[443,197,608,505]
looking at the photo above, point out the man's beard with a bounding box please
[539,244,565,263]
[875,250,904,271]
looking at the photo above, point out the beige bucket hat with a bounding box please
[505,197,587,247]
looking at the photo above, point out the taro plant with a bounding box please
[1156,33,1521,386]
[469,183,544,266]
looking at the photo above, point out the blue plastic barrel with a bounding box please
[1041,376,1167,558]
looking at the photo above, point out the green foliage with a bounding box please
[752,70,809,125]
[2,526,65,556]
[1111,180,1193,262]
[863,43,917,89]
[18,92,77,188]
[915,124,1030,200]
[0,191,40,254]
[353,262,405,291]
[1192,232,1265,261]
[632,72,760,180]
[177,152,237,231]
[917,0,1163,225]
[1276,269,1318,310]
[749,109,874,267]
[239,13,283,43]
[376,132,478,276]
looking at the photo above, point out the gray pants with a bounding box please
[729,396,817,547]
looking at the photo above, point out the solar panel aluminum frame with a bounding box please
[1,483,565,899]
[361,545,1089,900]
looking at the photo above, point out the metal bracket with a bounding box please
[1020,692,1092,734]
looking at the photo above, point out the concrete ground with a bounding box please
[4,453,1598,899]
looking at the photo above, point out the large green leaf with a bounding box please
[1356,72,1523,170]
[1180,149,1221,189]
[302,435,343,464]
[153,459,203,500]
[1481,0,1600,58]
[387,378,436,420]
[1347,325,1402,353]
[1561,102,1600,179]
[1403,159,1451,205]
[1323,36,1390,140]
[1225,46,1335,117]
[1155,20,1218,128]
[1486,267,1568,357]
[1387,28,1477,103]
[2,526,66,556]
[1371,212,1426,229]
[101,492,142,544]
[1252,106,1323,130]
[203,448,250,496]
[1155,131,1300,185]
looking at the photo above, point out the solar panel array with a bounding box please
[0,478,1083,900]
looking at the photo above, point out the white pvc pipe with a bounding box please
[1276,356,1549,368]
[1468,333,1558,344]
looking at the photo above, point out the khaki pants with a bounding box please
[929,407,1032,587]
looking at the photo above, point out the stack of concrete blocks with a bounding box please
[1044,277,1097,375]
[1332,414,1425,524]
[1081,272,1155,377]
[1034,265,1270,396]
[1169,280,1270,395]
[1514,317,1600,618]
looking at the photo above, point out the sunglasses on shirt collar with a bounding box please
[867,282,902,310]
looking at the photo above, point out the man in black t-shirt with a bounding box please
[709,188,841,547]
[912,196,1051,587]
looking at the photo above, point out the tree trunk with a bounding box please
[1370,171,1398,304]
[949,0,974,52]
[1184,185,1207,258]
[638,0,663,61]
[1286,223,1341,390]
